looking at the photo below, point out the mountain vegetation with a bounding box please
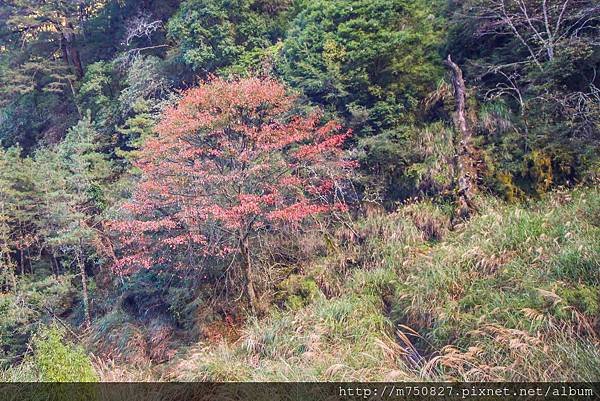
[0,0,598,382]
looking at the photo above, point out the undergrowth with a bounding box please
[3,187,599,382]
[166,187,600,381]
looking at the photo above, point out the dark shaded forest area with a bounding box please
[0,0,599,382]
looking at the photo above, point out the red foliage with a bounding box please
[110,76,352,274]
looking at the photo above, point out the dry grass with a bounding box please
[155,187,600,382]
[10,187,593,382]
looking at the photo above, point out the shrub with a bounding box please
[0,274,76,368]
[32,325,98,382]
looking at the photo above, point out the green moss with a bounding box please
[557,286,600,316]
[276,274,321,310]
[496,171,525,202]
[522,150,553,195]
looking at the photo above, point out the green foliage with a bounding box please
[0,88,78,151]
[118,56,170,115]
[167,0,290,73]
[0,146,37,290]
[33,114,112,251]
[493,172,525,202]
[116,101,157,164]
[174,279,405,381]
[395,188,600,350]
[280,0,446,202]
[358,123,455,202]
[447,0,600,186]
[522,150,553,195]
[0,275,76,367]
[0,0,599,384]
[31,325,98,382]
[77,62,121,131]
[281,0,446,135]
[0,0,105,149]
[28,114,113,326]
[275,274,320,310]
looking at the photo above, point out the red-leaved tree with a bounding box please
[110,77,353,312]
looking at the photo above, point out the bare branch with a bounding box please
[122,13,163,47]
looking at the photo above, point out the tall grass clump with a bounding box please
[390,188,600,380]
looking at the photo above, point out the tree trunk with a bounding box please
[77,246,91,328]
[444,55,478,222]
[60,40,70,65]
[239,237,259,314]
[50,251,59,279]
[19,248,24,276]
[68,45,84,79]
[11,269,17,293]
[63,22,84,79]
[26,248,32,274]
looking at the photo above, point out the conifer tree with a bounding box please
[33,114,112,327]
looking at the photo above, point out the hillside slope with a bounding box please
[149,188,599,381]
